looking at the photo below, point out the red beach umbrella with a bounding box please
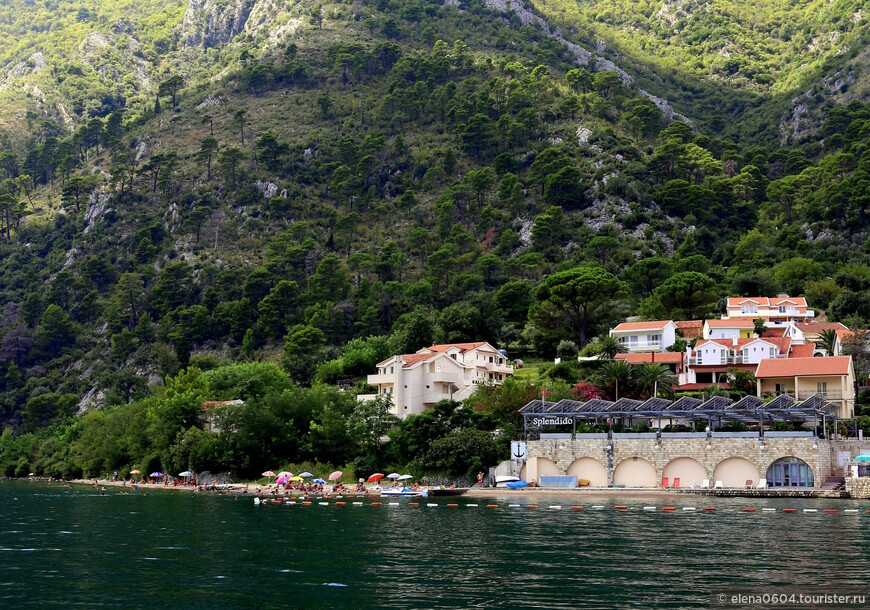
[367,473,385,483]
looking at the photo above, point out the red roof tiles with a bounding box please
[755,356,853,378]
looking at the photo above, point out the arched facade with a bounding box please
[613,457,656,487]
[524,456,560,483]
[766,456,815,488]
[567,457,608,487]
[713,457,760,488]
[662,457,707,488]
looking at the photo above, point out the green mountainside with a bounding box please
[0,0,869,479]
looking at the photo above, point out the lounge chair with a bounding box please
[701,479,710,489]
[671,477,680,489]
[661,477,669,489]
[714,480,723,489]
[756,478,767,489]
[744,479,753,489]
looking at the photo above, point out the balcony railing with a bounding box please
[367,374,394,385]
[766,390,846,400]
[619,340,662,349]
[690,354,787,366]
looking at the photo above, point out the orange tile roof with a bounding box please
[611,320,672,332]
[706,319,756,328]
[727,296,807,307]
[796,322,848,333]
[427,342,487,352]
[755,356,852,378]
[761,327,787,337]
[676,382,731,391]
[674,320,702,328]
[788,344,815,358]
[615,352,685,364]
[401,353,435,367]
[694,337,790,355]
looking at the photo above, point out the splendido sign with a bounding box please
[530,416,574,426]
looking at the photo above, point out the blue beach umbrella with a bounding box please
[150,471,163,478]
[313,478,327,485]
[299,472,313,478]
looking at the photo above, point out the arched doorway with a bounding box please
[524,457,560,483]
[766,457,815,488]
[567,457,607,487]
[713,457,760,488]
[662,457,707,488]
[613,457,656,487]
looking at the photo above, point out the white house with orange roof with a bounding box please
[703,318,756,340]
[755,356,856,418]
[359,342,513,418]
[684,337,792,386]
[724,296,814,325]
[609,320,677,352]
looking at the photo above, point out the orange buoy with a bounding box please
[486,504,498,509]
[447,503,459,508]
[527,504,540,509]
[571,505,583,510]
[742,507,756,512]
[701,507,716,512]
[301,501,312,506]
[823,509,838,513]
[662,506,676,512]
[783,508,797,513]
[371,502,382,507]
[335,501,346,506]
[409,502,419,507]
[614,505,628,510]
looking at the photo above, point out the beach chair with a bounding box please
[701,479,710,489]
[744,479,753,489]
[713,480,723,489]
[671,477,680,489]
[661,477,669,489]
[756,478,767,489]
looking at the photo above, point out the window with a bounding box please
[629,336,638,346]
[769,347,775,358]
[779,305,786,313]
[426,385,430,389]
[741,348,749,363]
[741,304,757,314]
[817,382,828,396]
[450,354,456,360]
[390,366,394,374]
[720,350,727,364]
[775,383,786,395]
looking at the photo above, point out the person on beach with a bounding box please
[477,471,484,487]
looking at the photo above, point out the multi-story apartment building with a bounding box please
[609,320,678,352]
[724,296,814,325]
[359,342,513,419]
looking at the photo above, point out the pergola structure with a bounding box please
[519,393,839,440]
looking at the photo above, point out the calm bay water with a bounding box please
[1,482,869,609]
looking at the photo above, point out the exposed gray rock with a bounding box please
[255,179,278,199]
[180,0,256,48]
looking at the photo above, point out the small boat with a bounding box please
[505,481,529,489]
[427,487,468,497]
[380,487,428,498]
[495,475,520,488]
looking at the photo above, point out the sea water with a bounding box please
[1,481,869,608]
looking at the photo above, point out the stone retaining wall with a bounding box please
[526,435,832,488]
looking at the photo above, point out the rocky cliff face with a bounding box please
[179,0,256,48]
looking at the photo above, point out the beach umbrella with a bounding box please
[275,476,287,485]
[398,474,413,481]
[130,469,141,475]
[313,478,327,485]
[150,472,164,478]
[299,472,313,478]
[289,476,303,482]
[277,471,293,478]
[386,473,400,480]
[367,473,385,483]
[179,471,194,477]
[328,470,343,481]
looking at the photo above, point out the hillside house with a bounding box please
[609,320,677,352]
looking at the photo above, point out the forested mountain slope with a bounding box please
[0,0,869,433]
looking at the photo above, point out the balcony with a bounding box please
[367,374,394,385]
[768,390,847,401]
[689,354,786,366]
[430,371,458,384]
[617,339,663,351]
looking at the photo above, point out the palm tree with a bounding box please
[596,335,627,359]
[703,383,729,398]
[819,328,838,355]
[596,360,634,400]
[634,362,675,398]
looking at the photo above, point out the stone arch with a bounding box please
[713,457,760,488]
[765,456,815,488]
[662,457,707,488]
[613,457,656,487]
[567,457,608,487]
[524,456,560,483]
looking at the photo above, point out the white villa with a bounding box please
[358,342,513,419]
[609,320,677,352]
[724,296,814,326]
